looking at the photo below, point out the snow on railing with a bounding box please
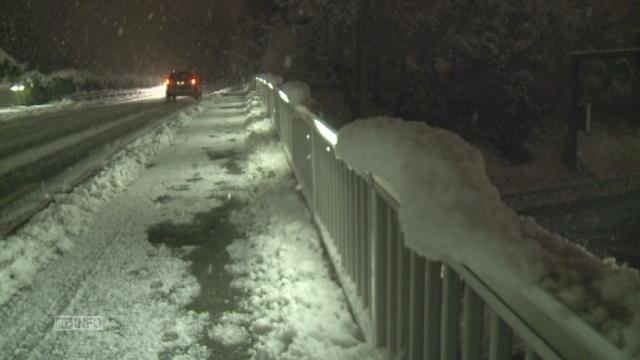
[254,75,635,360]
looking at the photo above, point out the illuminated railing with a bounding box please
[254,76,628,360]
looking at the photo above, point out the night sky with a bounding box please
[0,0,247,78]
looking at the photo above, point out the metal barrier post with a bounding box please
[396,238,411,357]
[362,178,371,309]
[386,209,399,351]
[355,175,363,297]
[372,191,388,346]
[424,261,442,359]
[441,265,461,360]
[525,348,542,360]
[408,252,426,359]
[349,170,357,278]
[462,285,483,360]
[310,132,319,212]
[489,311,513,360]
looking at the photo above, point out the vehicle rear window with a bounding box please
[174,72,195,80]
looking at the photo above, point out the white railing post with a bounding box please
[424,261,442,359]
[525,347,542,360]
[386,209,399,351]
[362,177,371,309]
[337,161,344,260]
[343,166,351,273]
[355,175,364,298]
[307,129,317,209]
[350,170,358,280]
[440,265,461,360]
[332,154,339,240]
[489,311,513,360]
[327,151,334,236]
[317,140,324,217]
[336,160,343,252]
[462,284,484,360]
[396,237,411,357]
[408,252,426,360]
[372,191,388,346]
[322,145,329,223]
[311,132,320,213]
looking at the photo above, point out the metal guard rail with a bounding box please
[254,76,628,360]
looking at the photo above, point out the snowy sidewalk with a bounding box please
[0,91,379,359]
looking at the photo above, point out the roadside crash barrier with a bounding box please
[254,75,630,360]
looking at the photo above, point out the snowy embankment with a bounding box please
[0,85,167,123]
[0,109,192,305]
[209,96,382,359]
[336,117,640,357]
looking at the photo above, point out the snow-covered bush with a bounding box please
[1,49,162,105]
[15,69,159,105]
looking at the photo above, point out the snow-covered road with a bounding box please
[0,96,192,235]
[0,90,380,359]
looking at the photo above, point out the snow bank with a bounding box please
[0,86,167,123]
[209,95,382,360]
[336,117,640,356]
[0,109,194,306]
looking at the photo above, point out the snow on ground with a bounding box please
[0,108,189,306]
[0,101,210,359]
[336,116,640,356]
[0,98,75,120]
[208,95,382,360]
[0,89,377,359]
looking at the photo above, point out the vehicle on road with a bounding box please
[165,71,201,101]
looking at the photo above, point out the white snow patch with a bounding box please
[210,96,382,360]
[0,110,193,306]
[209,313,250,346]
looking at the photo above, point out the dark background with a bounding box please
[0,0,638,156]
[0,0,251,78]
